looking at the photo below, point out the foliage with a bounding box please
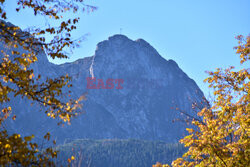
[0,130,57,166]
[56,139,186,167]
[156,35,250,167]
[0,0,96,165]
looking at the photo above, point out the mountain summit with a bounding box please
[5,34,205,143]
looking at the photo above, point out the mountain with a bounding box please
[2,23,206,143]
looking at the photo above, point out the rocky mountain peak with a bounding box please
[94,34,162,61]
[4,26,206,143]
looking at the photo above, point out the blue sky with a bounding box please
[5,0,250,95]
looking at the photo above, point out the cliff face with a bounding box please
[3,33,205,143]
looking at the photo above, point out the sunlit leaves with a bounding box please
[153,162,170,167]
[0,106,11,125]
[155,36,250,167]
[171,36,250,167]
[2,0,98,60]
[0,0,93,166]
[0,130,57,166]
[234,35,250,64]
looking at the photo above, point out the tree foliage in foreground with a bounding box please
[154,35,250,167]
[0,0,96,166]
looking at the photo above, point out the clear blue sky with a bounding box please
[5,0,250,95]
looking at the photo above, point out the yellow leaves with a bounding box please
[2,76,8,83]
[171,158,186,167]
[29,73,34,79]
[66,104,71,111]
[162,165,170,167]
[14,134,20,139]
[152,162,170,167]
[67,155,76,164]
[12,115,16,120]
[234,35,250,64]
[0,130,57,166]
[24,135,34,142]
[186,128,194,133]
[32,55,37,62]
[0,1,94,166]
[59,113,70,123]
[168,36,250,167]
[5,143,10,149]
[51,151,57,158]
[11,50,20,55]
